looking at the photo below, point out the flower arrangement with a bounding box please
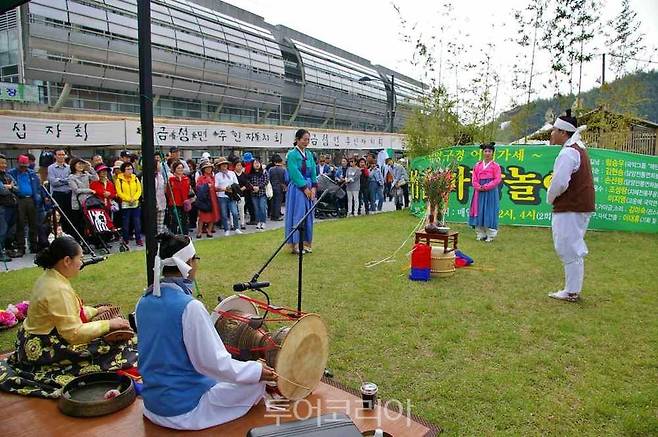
[0,310,17,329]
[422,160,457,231]
[0,300,29,329]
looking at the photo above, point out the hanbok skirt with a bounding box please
[284,180,313,245]
[468,178,500,230]
[0,326,138,398]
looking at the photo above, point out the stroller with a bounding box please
[315,188,346,219]
[314,174,346,219]
[81,196,129,253]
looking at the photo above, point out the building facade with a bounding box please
[1,0,425,133]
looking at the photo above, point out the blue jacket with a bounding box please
[8,167,42,207]
[136,278,216,417]
[316,164,335,180]
[368,165,384,186]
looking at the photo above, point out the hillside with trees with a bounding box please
[495,69,658,143]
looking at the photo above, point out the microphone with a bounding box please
[80,256,107,270]
[233,281,271,292]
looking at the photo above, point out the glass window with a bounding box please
[228,45,250,59]
[151,24,177,48]
[68,2,108,20]
[105,0,136,14]
[176,30,204,53]
[0,31,7,53]
[29,2,69,22]
[152,10,173,24]
[106,11,136,28]
[172,16,200,33]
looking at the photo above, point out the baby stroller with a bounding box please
[315,189,346,219]
[81,196,129,253]
[314,174,346,219]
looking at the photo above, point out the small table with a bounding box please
[414,230,459,253]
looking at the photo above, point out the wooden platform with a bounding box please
[0,376,440,436]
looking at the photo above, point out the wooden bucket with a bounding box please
[430,246,455,278]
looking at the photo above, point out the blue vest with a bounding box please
[136,279,216,417]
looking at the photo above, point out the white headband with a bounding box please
[153,240,196,297]
[552,117,577,132]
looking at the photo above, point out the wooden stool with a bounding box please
[414,230,459,253]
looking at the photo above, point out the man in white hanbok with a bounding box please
[136,233,277,430]
[546,110,595,302]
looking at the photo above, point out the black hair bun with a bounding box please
[480,142,496,150]
[33,236,80,269]
[34,246,53,269]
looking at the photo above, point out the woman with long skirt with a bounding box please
[468,142,502,242]
[0,236,137,398]
[284,129,318,253]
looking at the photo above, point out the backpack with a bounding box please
[194,183,212,212]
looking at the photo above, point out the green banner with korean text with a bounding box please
[409,145,658,234]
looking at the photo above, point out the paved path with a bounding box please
[1,200,399,272]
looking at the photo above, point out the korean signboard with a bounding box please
[124,121,403,150]
[410,145,658,234]
[0,115,404,150]
[0,116,127,146]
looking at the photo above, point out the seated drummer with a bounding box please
[0,236,137,398]
[136,233,277,430]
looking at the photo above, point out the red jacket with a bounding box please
[167,175,191,206]
[90,179,116,208]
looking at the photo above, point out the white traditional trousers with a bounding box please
[551,212,592,294]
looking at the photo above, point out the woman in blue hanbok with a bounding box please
[284,129,318,253]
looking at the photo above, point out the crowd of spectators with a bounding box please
[0,147,410,262]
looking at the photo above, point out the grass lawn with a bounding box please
[1,211,657,435]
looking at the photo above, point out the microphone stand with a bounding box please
[246,188,332,314]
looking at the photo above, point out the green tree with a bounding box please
[402,85,463,157]
[511,0,548,140]
[572,0,600,97]
[605,0,646,79]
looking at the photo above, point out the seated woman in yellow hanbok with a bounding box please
[0,236,137,398]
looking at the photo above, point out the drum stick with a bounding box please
[273,372,312,391]
[258,359,313,391]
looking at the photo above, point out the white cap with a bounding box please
[201,152,211,159]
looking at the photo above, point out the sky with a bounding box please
[223,0,658,117]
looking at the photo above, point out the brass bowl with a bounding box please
[58,372,136,417]
[362,431,394,437]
